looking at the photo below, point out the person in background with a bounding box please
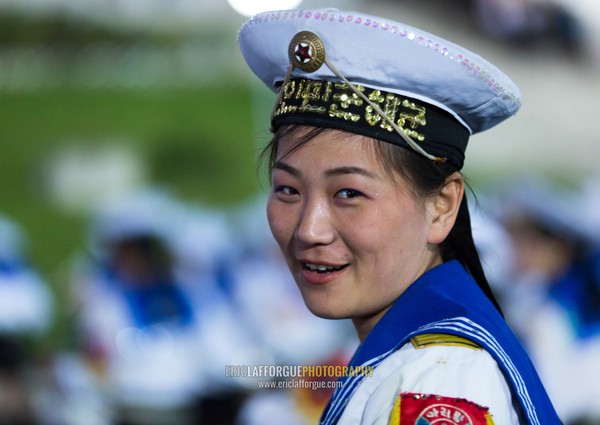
[63,189,259,425]
[238,7,561,424]
[0,214,54,425]
[469,0,584,53]
[492,176,600,424]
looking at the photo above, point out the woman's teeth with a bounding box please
[305,263,345,273]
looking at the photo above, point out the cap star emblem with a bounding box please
[294,43,313,63]
[288,31,326,73]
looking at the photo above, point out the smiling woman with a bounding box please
[238,7,561,425]
[267,128,441,338]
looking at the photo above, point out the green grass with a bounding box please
[0,84,272,350]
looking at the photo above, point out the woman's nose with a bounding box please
[295,200,335,246]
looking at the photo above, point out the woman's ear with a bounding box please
[426,172,464,244]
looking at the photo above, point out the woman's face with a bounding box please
[267,127,440,328]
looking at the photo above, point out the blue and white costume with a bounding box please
[320,261,561,425]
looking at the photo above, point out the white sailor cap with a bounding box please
[238,8,521,169]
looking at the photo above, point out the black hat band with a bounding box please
[272,78,470,169]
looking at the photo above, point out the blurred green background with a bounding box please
[0,9,275,350]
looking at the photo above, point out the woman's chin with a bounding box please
[293,274,357,319]
[301,298,352,320]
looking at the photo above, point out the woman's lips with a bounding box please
[300,262,349,285]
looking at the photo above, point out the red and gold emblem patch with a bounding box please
[389,393,495,425]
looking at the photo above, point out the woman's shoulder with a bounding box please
[348,334,524,425]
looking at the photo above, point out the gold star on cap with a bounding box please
[288,31,325,73]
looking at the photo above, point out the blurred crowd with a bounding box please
[472,173,600,425]
[1,172,600,425]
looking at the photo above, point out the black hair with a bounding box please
[261,125,504,315]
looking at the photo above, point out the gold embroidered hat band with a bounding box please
[238,8,521,169]
[272,77,470,167]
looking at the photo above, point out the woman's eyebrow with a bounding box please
[273,161,300,177]
[274,162,377,180]
[325,166,377,179]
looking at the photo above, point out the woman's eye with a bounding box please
[274,185,298,196]
[336,188,363,199]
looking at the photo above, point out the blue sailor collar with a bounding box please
[320,260,561,425]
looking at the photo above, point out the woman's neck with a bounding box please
[352,253,443,343]
[352,306,392,343]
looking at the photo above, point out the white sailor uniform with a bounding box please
[338,335,522,425]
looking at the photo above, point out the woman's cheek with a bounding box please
[267,204,291,243]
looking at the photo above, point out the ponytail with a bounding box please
[441,196,504,316]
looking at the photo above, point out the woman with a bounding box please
[238,8,561,425]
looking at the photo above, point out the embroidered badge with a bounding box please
[388,393,495,425]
